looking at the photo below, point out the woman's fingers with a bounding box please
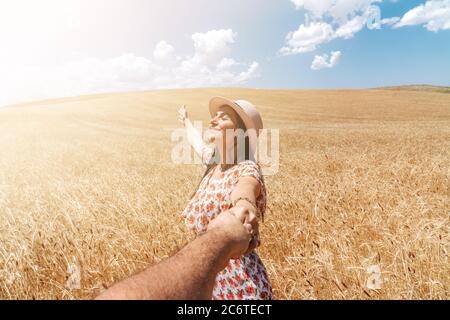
[178,105,186,114]
[178,105,188,124]
[243,223,253,234]
[221,207,264,257]
[244,236,259,255]
[229,206,259,235]
[247,211,259,229]
[228,206,260,255]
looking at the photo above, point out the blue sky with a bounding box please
[250,0,450,89]
[0,0,449,105]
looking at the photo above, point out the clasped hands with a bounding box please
[207,204,260,260]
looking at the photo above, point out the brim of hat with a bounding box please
[209,96,259,133]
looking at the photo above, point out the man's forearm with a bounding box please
[96,229,231,300]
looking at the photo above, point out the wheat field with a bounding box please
[0,88,448,299]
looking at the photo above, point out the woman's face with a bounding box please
[207,105,239,146]
[209,105,238,131]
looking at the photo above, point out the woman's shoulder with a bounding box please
[234,160,266,198]
[235,160,263,178]
[237,159,260,169]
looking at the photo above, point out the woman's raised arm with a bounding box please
[178,105,207,159]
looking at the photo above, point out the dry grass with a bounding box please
[0,88,449,299]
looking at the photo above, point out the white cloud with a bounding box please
[311,51,342,70]
[335,14,367,38]
[163,29,261,88]
[329,0,382,23]
[284,0,449,56]
[282,0,384,55]
[153,41,175,62]
[236,62,261,83]
[216,58,238,70]
[0,54,160,106]
[291,0,336,17]
[290,0,382,22]
[0,29,260,106]
[380,16,401,26]
[280,22,335,54]
[191,29,236,66]
[394,0,450,31]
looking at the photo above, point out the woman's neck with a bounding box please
[217,144,237,171]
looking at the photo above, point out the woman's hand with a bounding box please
[222,206,259,258]
[233,200,261,254]
[230,176,262,254]
[178,105,188,125]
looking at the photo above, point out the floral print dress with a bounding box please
[182,160,273,300]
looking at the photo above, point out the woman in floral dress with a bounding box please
[178,97,272,300]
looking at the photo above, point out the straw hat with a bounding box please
[209,97,263,136]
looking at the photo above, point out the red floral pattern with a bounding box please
[182,160,273,300]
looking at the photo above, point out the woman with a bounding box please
[178,97,272,300]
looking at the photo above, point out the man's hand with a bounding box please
[207,207,257,259]
[207,208,252,259]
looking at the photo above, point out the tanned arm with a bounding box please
[96,209,252,300]
[230,176,262,254]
